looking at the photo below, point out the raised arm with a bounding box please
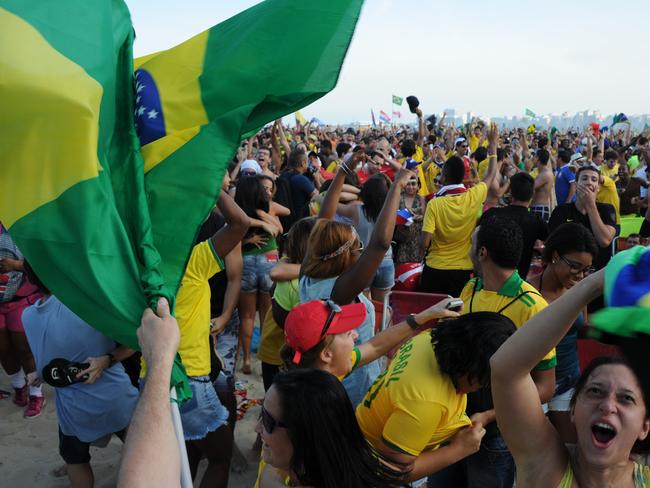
[318,149,364,220]
[210,190,251,259]
[118,298,181,488]
[481,123,500,189]
[491,270,603,466]
[357,298,459,367]
[331,169,413,305]
[416,108,425,147]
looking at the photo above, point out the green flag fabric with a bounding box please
[137,0,364,294]
[0,0,191,399]
[525,108,536,118]
[1,0,364,401]
[392,95,403,106]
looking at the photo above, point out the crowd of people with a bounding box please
[3,106,650,488]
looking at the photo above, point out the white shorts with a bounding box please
[547,387,575,412]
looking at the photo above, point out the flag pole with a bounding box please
[170,388,193,488]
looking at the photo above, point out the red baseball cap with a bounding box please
[285,300,366,364]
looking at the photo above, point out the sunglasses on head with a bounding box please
[241,170,257,177]
[260,404,287,434]
[319,300,343,337]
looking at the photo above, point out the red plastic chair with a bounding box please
[383,291,450,358]
[577,338,621,371]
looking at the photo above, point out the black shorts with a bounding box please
[58,427,125,465]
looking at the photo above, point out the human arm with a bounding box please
[578,185,616,247]
[317,150,364,220]
[565,178,576,204]
[210,190,251,258]
[356,298,460,367]
[375,413,486,480]
[78,345,136,384]
[416,108,425,147]
[117,298,181,488]
[331,169,414,305]
[481,123,500,189]
[490,270,603,466]
[0,258,24,272]
[270,201,291,218]
[269,261,301,283]
[210,245,242,336]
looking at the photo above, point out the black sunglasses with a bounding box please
[260,404,287,434]
[319,300,343,337]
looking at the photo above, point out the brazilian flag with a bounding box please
[0,0,364,401]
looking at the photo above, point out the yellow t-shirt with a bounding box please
[326,159,340,173]
[424,163,442,194]
[597,175,621,224]
[600,163,619,181]
[460,273,556,370]
[477,159,489,179]
[356,331,471,456]
[422,182,487,270]
[257,279,300,366]
[141,240,223,378]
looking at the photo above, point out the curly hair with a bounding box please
[542,223,598,265]
[477,216,523,269]
[431,312,516,388]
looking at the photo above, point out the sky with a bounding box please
[127,0,650,124]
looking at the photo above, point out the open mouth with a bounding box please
[591,422,617,448]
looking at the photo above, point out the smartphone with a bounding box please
[446,299,464,311]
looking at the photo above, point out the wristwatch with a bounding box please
[406,314,421,330]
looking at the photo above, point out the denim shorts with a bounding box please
[241,251,278,293]
[212,310,240,393]
[369,259,395,290]
[179,376,229,441]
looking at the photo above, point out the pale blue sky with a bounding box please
[127,0,650,124]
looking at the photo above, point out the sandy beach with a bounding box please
[0,359,265,487]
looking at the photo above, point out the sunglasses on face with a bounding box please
[406,181,419,186]
[260,404,287,434]
[559,255,595,275]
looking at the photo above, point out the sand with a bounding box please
[0,358,265,487]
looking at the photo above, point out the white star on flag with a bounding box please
[147,109,158,119]
[137,106,146,116]
[136,83,146,93]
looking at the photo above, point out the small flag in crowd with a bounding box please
[392,110,401,119]
[527,124,536,134]
[613,113,629,125]
[311,117,324,126]
[379,110,391,123]
[295,110,308,126]
[525,108,536,118]
[404,158,420,170]
[371,109,377,127]
[392,95,403,106]
[396,208,414,226]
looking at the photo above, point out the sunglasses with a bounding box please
[260,404,287,434]
[241,171,257,177]
[319,300,343,337]
[559,255,595,275]
[406,181,419,186]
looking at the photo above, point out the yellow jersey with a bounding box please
[141,240,223,378]
[597,175,620,224]
[257,279,300,366]
[422,182,487,270]
[600,163,619,181]
[460,272,556,370]
[356,332,471,456]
